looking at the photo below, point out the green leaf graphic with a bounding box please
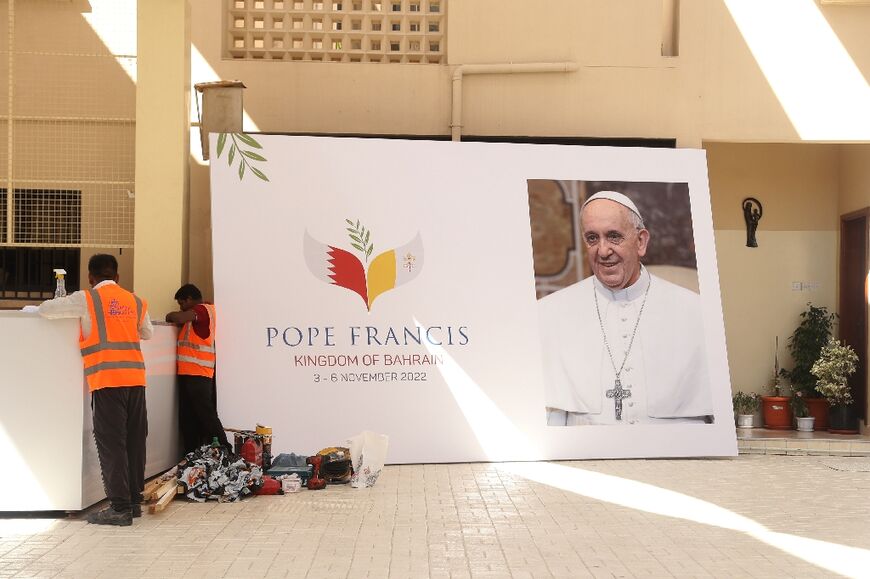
[242,150,267,162]
[345,218,375,262]
[236,133,263,149]
[222,133,270,183]
[250,166,270,182]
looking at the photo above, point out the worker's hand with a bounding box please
[165,310,195,324]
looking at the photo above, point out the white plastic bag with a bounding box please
[347,430,389,489]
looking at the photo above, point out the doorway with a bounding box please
[840,209,869,424]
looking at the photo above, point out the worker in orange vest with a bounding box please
[39,254,152,526]
[165,284,230,454]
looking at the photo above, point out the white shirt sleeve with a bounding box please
[37,291,87,319]
[140,310,154,341]
[38,291,91,338]
[39,291,88,320]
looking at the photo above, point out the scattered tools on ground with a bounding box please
[267,453,313,483]
[256,424,273,471]
[139,426,388,514]
[316,447,353,484]
[226,427,270,470]
[306,454,327,490]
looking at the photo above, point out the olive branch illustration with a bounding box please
[216,133,269,182]
[346,219,374,262]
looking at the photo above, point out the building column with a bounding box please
[134,0,190,316]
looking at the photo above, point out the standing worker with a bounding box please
[39,254,152,526]
[165,284,230,453]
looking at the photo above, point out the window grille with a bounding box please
[0,1,137,253]
[1,189,82,246]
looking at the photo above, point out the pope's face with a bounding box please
[580,199,649,289]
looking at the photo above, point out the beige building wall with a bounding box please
[189,1,870,140]
[134,0,191,317]
[178,1,870,425]
[840,145,870,216]
[0,0,137,293]
[2,3,867,417]
[706,143,840,398]
[188,153,213,301]
[22,0,852,426]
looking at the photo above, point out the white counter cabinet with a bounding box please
[0,312,180,511]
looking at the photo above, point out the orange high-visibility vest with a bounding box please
[177,303,216,378]
[79,284,147,392]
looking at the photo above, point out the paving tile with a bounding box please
[5,456,870,577]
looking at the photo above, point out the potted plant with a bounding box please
[780,303,836,430]
[811,338,859,434]
[732,391,759,429]
[791,391,814,432]
[762,337,792,429]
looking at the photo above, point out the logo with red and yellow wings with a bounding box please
[304,219,424,311]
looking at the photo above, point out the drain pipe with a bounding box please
[450,62,578,141]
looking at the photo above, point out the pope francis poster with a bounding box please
[211,135,736,461]
[530,181,715,426]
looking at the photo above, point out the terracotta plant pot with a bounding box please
[761,396,792,430]
[805,397,830,430]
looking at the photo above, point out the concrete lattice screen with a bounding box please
[225,0,445,63]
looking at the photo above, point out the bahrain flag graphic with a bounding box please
[304,219,424,311]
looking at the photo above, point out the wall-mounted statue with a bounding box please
[742,197,762,248]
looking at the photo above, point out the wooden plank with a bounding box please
[148,481,179,513]
[142,477,162,500]
[155,478,178,499]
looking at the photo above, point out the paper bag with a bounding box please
[347,430,389,489]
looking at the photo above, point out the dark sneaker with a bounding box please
[86,507,132,526]
[132,504,142,518]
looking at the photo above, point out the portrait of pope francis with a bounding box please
[537,190,714,426]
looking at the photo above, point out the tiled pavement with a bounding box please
[3,453,870,578]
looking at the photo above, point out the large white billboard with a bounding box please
[210,135,736,462]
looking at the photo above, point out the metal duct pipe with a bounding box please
[450,62,578,141]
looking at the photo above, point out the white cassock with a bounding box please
[538,267,713,425]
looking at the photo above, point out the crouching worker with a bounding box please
[39,254,152,526]
[165,284,231,454]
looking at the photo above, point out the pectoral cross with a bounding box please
[606,378,632,421]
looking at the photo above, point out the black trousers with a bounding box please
[178,374,230,454]
[92,386,147,512]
